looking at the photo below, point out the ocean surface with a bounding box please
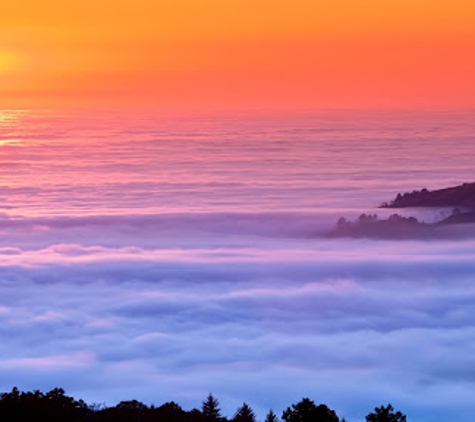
[1,109,475,421]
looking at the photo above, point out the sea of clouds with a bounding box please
[1,110,475,421]
[1,211,475,421]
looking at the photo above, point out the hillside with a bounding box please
[380,182,475,209]
[327,182,475,239]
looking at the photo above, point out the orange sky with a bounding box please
[1,0,474,110]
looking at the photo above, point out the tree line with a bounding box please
[0,387,406,422]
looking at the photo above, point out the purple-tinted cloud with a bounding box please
[1,109,475,422]
[1,223,475,421]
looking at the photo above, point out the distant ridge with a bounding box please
[327,181,475,239]
[380,182,475,209]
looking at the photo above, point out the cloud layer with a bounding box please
[1,214,475,421]
[1,110,475,421]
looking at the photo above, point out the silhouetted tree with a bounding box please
[202,394,224,422]
[188,407,207,422]
[265,409,279,422]
[232,403,256,422]
[365,404,406,422]
[99,400,149,422]
[282,398,339,422]
[0,387,91,422]
[337,217,348,227]
[148,401,183,421]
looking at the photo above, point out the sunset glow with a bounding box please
[1,0,474,110]
[0,51,15,74]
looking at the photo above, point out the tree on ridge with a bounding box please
[365,404,406,422]
[282,397,340,422]
[265,409,279,422]
[232,402,256,422]
[202,393,225,422]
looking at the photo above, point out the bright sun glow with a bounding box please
[0,52,16,73]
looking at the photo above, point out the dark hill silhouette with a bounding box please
[380,182,475,209]
[437,210,475,225]
[326,181,475,239]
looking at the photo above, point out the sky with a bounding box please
[1,0,474,110]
